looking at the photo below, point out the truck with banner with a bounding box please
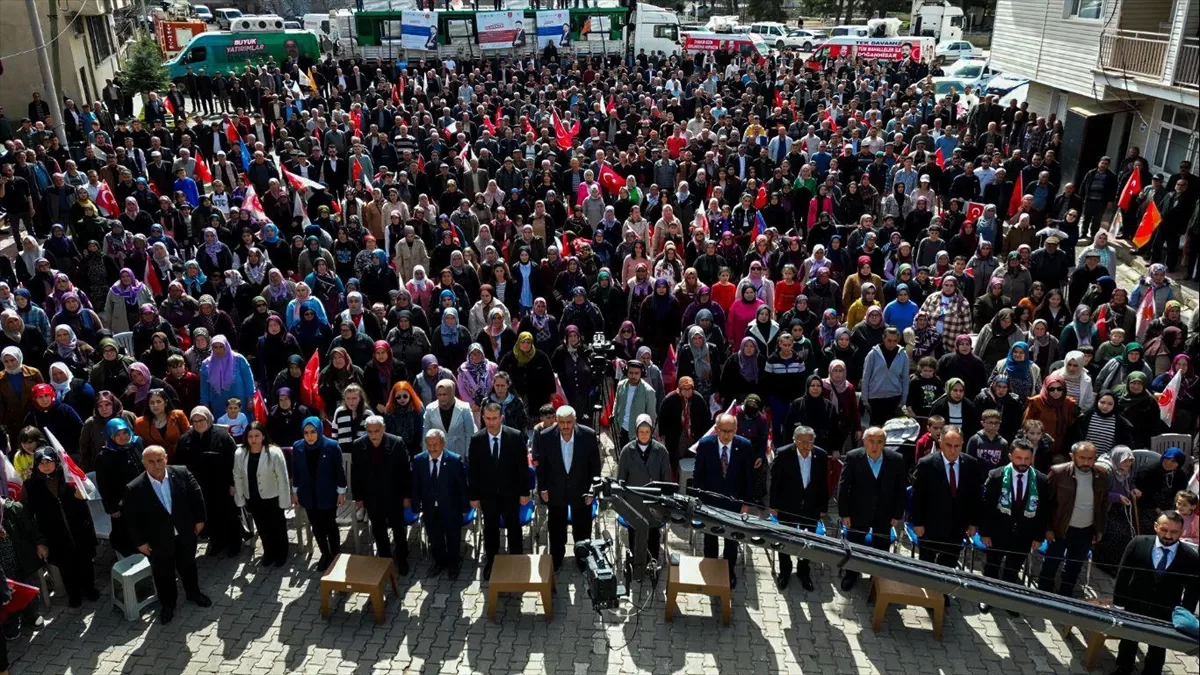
[164,29,321,81]
[805,35,936,69]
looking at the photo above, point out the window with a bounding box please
[1151,104,1200,173]
[188,46,208,64]
[654,25,678,41]
[86,15,113,62]
[1065,0,1103,19]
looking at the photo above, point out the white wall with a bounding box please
[990,0,1116,100]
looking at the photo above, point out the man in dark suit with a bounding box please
[693,413,757,589]
[836,426,906,591]
[122,445,211,624]
[1111,511,1199,675]
[770,425,829,591]
[910,425,984,569]
[469,402,530,580]
[351,416,412,575]
[411,428,470,580]
[535,406,603,573]
[978,439,1050,615]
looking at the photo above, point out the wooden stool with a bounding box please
[319,554,400,624]
[1058,599,1113,670]
[665,556,731,625]
[486,554,554,622]
[868,577,945,640]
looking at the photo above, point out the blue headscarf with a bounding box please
[1005,341,1032,378]
[440,307,460,343]
[105,417,141,450]
[300,416,324,447]
[262,224,280,244]
[372,249,388,266]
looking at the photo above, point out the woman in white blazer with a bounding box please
[233,421,293,567]
[421,379,477,458]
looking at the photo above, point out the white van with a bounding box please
[829,25,872,38]
[213,7,242,30]
[303,12,339,41]
[192,4,213,22]
[747,21,790,47]
[633,5,681,55]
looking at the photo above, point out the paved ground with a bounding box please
[9,429,1200,675]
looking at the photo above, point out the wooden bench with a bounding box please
[868,577,945,640]
[486,554,554,622]
[665,555,731,626]
[1058,599,1113,670]
[319,554,400,624]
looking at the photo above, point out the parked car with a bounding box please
[940,58,997,90]
[935,40,980,62]
[214,7,243,30]
[193,3,213,22]
[985,73,1029,97]
[781,29,827,51]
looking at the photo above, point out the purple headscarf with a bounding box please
[204,334,238,393]
[129,362,153,403]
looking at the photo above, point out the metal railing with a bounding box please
[1099,29,1170,79]
[1177,38,1199,87]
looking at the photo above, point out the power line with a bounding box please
[0,0,92,61]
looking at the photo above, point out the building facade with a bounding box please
[990,0,1198,184]
[0,0,135,122]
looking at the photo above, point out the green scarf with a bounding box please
[998,464,1038,519]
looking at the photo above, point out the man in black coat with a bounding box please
[910,425,983,569]
[836,426,906,591]
[977,439,1049,614]
[692,414,757,589]
[535,406,602,573]
[123,445,211,624]
[469,402,530,580]
[1111,511,1199,675]
[351,416,412,575]
[770,425,829,591]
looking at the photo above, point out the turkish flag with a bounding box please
[1117,170,1142,211]
[300,350,324,411]
[225,123,240,145]
[774,90,783,109]
[523,117,535,135]
[754,185,767,209]
[1008,171,1024,216]
[965,201,986,224]
[95,183,119,216]
[935,148,945,169]
[599,163,624,195]
[194,153,213,184]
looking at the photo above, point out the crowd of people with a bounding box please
[0,37,1199,675]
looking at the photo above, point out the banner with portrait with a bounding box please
[535,10,571,49]
[476,11,525,50]
[401,11,438,52]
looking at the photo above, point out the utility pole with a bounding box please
[25,0,70,147]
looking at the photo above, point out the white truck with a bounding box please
[910,0,965,42]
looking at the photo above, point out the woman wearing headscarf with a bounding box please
[920,275,974,352]
[675,326,716,399]
[382,382,424,457]
[657,377,711,477]
[1051,350,1095,412]
[215,269,257,326]
[94,417,145,556]
[290,303,334,363]
[261,269,296,318]
[745,304,781,357]
[24,382,84,450]
[636,278,683,362]
[1026,318,1060,373]
[936,334,989,400]
[552,326,594,417]
[78,391,136,472]
[820,359,861,454]
[47,360,94,416]
[318,347,366,418]
[1065,390,1131,457]
[0,347,44,442]
[431,307,471,372]
[1058,304,1098,354]
[785,374,838,450]
[726,282,766,343]
[1093,446,1137,569]
[930,378,982,439]
[986,341,1041,399]
[98,267,152,335]
[383,309,429,375]
[903,310,943,368]
[189,294,237,341]
[120,361,179,417]
[1142,326,1185,377]
[850,305,888,358]
[1134,447,1188,534]
[291,415,347,570]
[455,343,497,413]
[358,341,404,416]
[131,303,177,358]
[497,332,556,413]
[139,331,184,379]
[158,282,200,333]
[475,307,518,364]
[1152,354,1198,433]
[1096,342,1153,393]
[1021,374,1079,461]
[22,446,99,606]
[51,290,104,348]
[12,289,52,347]
[175,406,243,557]
[198,335,255,412]
[845,282,881,330]
[1113,371,1168,449]
[523,297,561,356]
[42,324,91,380]
[588,269,625,338]
[972,278,1010,332]
[197,227,234,279]
[1142,300,1187,346]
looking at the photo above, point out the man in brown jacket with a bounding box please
[1037,441,1110,597]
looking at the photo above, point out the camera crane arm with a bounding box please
[596,478,1199,656]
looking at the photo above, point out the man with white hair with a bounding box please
[351,415,413,575]
[535,406,602,572]
[693,413,756,589]
[122,445,210,624]
[422,379,476,458]
[412,428,470,579]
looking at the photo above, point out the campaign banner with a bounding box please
[225,37,267,57]
[401,11,438,51]
[683,35,745,53]
[476,11,526,50]
[855,41,921,61]
[535,10,571,49]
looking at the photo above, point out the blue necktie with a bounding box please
[1155,547,1170,574]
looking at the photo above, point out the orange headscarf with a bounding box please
[386,381,422,413]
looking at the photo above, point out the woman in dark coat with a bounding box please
[93,417,145,557]
[174,406,243,557]
[720,337,763,406]
[1133,447,1188,534]
[783,374,838,450]
[657,377,711,477]
[637,278,683,361]
[497,331,556,413]
[22,447,99,606]
[362,341,408,415]
[23,383,83,451]
[551,326,594,419]
[430,307,471,372]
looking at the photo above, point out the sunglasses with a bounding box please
[1048,387,1065,392]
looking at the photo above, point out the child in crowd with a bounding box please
[966,409,1009,472]
[1176,491,1198,545]
[217,397,249,441]
[906,357,943,424]
[1017,419,1055,474]
[914,415,945,462]
[1093,328,1125,371]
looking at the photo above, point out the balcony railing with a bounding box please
[1098,29,1198,89]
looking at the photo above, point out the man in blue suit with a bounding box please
[412,428,471,580]
[692,413,758,589]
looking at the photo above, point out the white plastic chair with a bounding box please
[113,331,135,356]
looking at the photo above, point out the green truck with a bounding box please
[165,30,321,80]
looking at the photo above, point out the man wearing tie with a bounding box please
[692,414,757,589]
[910,426,983,570]
[469,403,530,580]
[836,427,906,591]
[350,416,412,575]
[978,439,1049,614]
[1111,512,1199,675]
[535,406,603,572]
[122,446,211,625]
[411,429,470,580]
[770,425,828,591]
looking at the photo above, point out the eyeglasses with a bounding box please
[1047,387,1065,393]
